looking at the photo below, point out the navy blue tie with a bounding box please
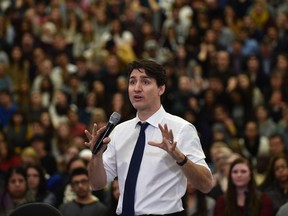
[122,122,149,216]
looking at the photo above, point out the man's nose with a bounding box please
[134,82,142,91]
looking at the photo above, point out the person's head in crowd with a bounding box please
[212,123,228,143]
[92,80,106,96]
[117,75,129,93]
[30,120,45,137]
[66,156,88,174]
[210,142,233,173]
[64,145,80,165]
[55,51,70,67]
[26,164,46,191]
[0,89,13,108]
[1,166,34,215]
[90,108,107,129]
[71,135,86,151]
[269,133,287,157]
[52,33,68,53]
[243,120,259,139]
[69,167,91,200]
[29,134,48,156]
[4,167,27,196]
[274,53,288,73]
[38,58,53,76]
[40,21,57,44]
[255,104,268,120]
[32,47,47,68]
[20,146,40,168]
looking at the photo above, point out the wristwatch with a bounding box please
[176,155,188,166]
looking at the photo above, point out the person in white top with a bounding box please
[85,59,213,215]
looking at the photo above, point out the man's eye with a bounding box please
[143,80,150,85]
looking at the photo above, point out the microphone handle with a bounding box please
[92,123,115,154]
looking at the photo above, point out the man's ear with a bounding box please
[158,85,165,96]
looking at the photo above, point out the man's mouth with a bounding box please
[134,95,143,100]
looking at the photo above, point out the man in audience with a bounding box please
[59,167,107,216]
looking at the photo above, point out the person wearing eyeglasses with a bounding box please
[58,167,107,216]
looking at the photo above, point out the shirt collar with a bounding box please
[135,106,166,128]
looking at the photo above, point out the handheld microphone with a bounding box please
[92,112,121,155]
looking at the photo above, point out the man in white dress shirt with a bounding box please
[85,59,213,215]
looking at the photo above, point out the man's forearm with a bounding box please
[88,155,107,190]
[182,161,213,194]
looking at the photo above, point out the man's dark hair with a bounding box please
[69,167,88,183]
[269,133,284,142]
[128,59,167,87]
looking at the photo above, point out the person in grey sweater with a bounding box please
[59,167,107,216]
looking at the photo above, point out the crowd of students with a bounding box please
[1,0,288,215]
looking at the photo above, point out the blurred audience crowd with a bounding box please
[1,0,288,215]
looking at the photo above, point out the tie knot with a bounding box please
[138,122,149,131]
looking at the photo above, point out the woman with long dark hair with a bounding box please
[0,166,34,216]
[214,157,273,216]
[26,164,57,206]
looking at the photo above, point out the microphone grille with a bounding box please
[109,112,121,125]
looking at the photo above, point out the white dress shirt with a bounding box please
[103,106,210,215]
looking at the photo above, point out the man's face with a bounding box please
[269,137,285,156]
[128,68,165,114]
[71,174,90,199]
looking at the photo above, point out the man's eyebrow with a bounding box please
[129,75,151,79]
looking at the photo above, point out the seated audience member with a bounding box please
[26,164,57,206]
[214,157,274,216]
[0,137,21,173]
[208,142,233,199]
[268,133,287,157]
[59,167,107,216]
[259,155,288,214]
[29,134,58,177]
[0,167,34,216]
[20,146,40,168]
[236,120,270,176]
[62,154,106,205]
[182,179,215,216]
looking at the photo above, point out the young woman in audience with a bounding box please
[26,164,57,206]
[214,157,273,216]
